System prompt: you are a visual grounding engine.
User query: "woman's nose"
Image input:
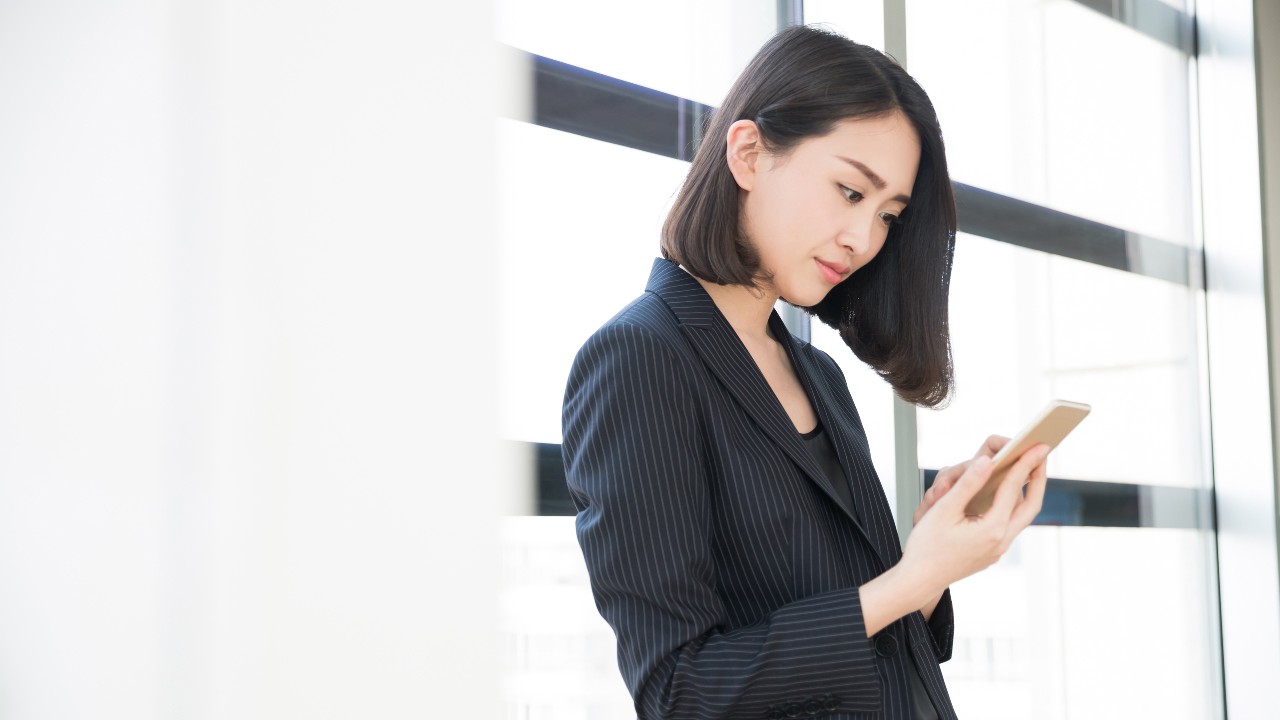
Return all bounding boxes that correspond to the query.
[839,211,876,256]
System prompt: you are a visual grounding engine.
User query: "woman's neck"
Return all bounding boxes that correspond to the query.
[683,268,780,345]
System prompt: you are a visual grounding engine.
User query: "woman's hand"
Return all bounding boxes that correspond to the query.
[912,434,1010,527]
[860,438,1049,636]
[903,440,1050,595]
[908,435,1012,619]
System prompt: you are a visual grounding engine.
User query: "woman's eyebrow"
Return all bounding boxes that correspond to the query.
[836,156,911,204]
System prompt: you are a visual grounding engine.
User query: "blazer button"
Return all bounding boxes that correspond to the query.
[784,702,804,718]
[803,698,822,715]
[874,632,899,658]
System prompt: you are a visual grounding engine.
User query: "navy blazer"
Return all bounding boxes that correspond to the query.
[562,257,957,720]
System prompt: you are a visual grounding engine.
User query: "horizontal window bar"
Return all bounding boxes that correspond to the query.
[531,54,711,161]
[1069,0,1195,54]
[514,49,1194,287]
[923,469,1210,530]
[955,183,1191,285]
[535,442,579,517]
[533,442,1206,529]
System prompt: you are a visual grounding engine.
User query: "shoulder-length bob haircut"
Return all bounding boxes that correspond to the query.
[661,25,956,407]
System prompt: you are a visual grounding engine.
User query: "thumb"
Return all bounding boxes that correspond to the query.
[936,455,993,513]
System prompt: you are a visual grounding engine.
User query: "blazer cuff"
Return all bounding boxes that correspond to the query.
[926,587,955,663]
[754,585,883,719]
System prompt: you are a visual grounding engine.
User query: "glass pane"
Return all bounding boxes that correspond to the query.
[906,0,1194,245]
[803,0,885,51]
[501,517,634,719]
[916,233,1205,489]
[497,0,777,107]
[496,118,688,444]
[944,526,1220,719]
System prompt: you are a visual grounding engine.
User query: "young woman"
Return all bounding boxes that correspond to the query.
[561,25,1049,720]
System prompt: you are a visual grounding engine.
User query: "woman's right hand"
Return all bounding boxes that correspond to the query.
[899,442,1050,596]
[912,434,1010,528]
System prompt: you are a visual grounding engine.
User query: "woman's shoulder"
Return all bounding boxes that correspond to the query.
[607,289,679,328]
[573,289,691,363]
[568,289,713,387]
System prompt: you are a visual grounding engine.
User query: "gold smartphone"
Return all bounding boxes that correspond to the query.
[964,399,1092,516]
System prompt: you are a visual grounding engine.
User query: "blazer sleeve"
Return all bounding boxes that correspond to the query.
[562,323,883,720]
[926,588,955,663]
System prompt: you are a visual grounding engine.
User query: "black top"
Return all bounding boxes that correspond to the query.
[801,422,940,720]
[800,420,855,513]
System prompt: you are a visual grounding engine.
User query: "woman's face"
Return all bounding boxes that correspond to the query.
[733,112,921,307]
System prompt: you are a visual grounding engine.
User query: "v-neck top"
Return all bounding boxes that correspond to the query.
[799,420,854,514]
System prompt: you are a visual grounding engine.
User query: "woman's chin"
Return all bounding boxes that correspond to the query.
[780,287,832,309]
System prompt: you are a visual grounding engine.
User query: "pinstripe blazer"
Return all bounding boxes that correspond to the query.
[562,257,957,720]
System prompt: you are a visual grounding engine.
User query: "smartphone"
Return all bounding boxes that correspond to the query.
[964,399,1092,516]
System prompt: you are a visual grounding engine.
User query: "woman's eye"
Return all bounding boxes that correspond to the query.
[842,185,900,227]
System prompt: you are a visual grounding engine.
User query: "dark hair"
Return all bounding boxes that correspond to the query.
[661,25,956,407]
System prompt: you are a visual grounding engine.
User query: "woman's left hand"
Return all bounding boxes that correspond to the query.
[912,434,1010,527]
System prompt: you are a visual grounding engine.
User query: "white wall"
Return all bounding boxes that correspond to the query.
[0,1,505,717]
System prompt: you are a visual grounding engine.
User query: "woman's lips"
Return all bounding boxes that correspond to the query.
[815,258,849,284]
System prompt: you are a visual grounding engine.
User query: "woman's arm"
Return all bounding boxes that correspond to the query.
[563,323,884,720]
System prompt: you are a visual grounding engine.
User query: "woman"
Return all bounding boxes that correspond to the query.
[561,25,1048,720]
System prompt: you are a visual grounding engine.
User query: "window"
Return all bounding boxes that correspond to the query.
[496,1,1251,716]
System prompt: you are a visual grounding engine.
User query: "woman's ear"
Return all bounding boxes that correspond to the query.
[725,119,763,191]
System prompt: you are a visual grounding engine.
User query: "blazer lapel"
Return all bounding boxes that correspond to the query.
[777,316,900,572]
[645,259,876,543]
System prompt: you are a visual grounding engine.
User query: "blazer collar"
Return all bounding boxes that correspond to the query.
[645,257,893,567]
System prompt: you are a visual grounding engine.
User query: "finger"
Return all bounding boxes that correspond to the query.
[921,484,942,507]
[921,470,952,512]
[988,444,1050,522]
[930,476,951,499]
[976,434,1011,460]
[922,480,945,510]
[936,455,994,513]
[915,481,944,525]
[936,466,957,491]
[933,467,951,491]
[936,460,970,489]
[919,478,943,508]
[1009,452,1050,531]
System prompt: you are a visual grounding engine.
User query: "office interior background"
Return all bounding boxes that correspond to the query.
[2,0,1280,718]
